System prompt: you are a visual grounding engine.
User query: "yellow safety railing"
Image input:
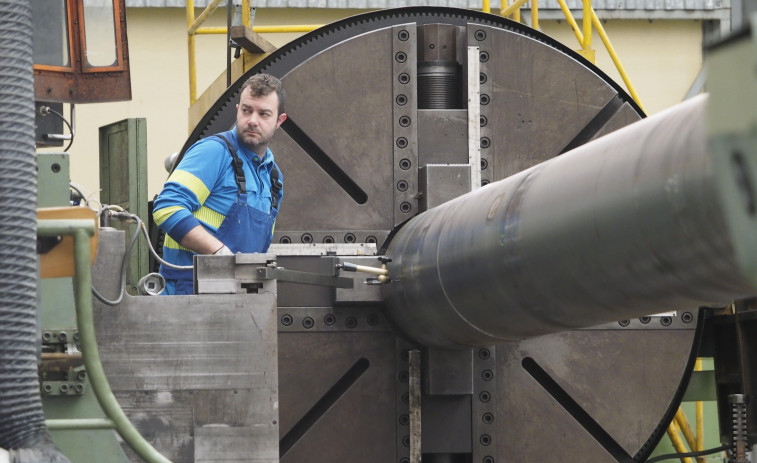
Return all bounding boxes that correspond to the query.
[501,0,645,113]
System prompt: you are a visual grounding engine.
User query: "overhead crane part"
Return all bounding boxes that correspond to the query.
[383,94,757,348]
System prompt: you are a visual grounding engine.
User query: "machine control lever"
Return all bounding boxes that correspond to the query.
[337,257,391,283]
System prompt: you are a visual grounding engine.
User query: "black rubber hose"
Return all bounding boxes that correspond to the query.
[0,1,70,461]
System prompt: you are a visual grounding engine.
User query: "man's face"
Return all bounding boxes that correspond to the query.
[235,88,287,155]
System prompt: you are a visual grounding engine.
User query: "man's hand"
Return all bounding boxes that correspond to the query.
[179,225,225,254]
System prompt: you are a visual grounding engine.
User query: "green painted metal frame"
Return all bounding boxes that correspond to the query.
[38,218,171,463]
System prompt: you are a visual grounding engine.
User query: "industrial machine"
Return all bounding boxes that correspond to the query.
[2,0,757,462]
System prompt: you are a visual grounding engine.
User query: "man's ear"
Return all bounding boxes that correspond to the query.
[277,113,287,128]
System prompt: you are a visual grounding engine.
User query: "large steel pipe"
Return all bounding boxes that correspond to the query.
[382,94,757,348]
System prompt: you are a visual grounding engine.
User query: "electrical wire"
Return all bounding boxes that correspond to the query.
[69,183,88,207]
[139,222,192,270]
[91,212,142,306]
[644,444,732,463]
[43,106,75,152]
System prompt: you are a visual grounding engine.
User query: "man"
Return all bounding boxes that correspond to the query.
[153,73,286,295]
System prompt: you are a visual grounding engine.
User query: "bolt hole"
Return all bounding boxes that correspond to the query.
[681,312,694,324]
[396,94,407,106]
[475,29,487,41]
[397,180,409,192]
[483,456,495,463]
[639,316,651,324]
[280,314,293,326]
[480,94,491,105]
[344,233,356,243]
[618,319,630,327]
[479,348,491,360]
[395,52,407,63]
[367,314,379,326]
[399,414,410,425]
[302,317,314,329]
[479,51,490,62]
[400,202,412,213]
[402,392,410,404]
[398,30,410,41]
[301,233,313,244]
[481,137,491,149]
[366,235,377,244]
[480,72,487,84]
[280,236,291,244]
[399,158,411,170]
[323,236,334,244]
[43,384,53,392]
[481,179,490,186]
[481,158,489,170]
[482,412,494,424]
[51,163,61,173]
[482,369,494,381]
[396,137,408,149]
[324,314,336,326]
[402,435,410,447]
[660,316,672,326]
[399,116,411,127]
[479,391,491,402]
[346,316,358,328]
[398,72,410,84]
[480,115,488,127]
[480,434,492,446]
[398,371,409,383]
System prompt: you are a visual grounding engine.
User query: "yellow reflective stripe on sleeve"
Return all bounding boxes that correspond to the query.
[193,206,225,230]
[168,170,211,204]
[153,206,184,226]
[163,234,191,252]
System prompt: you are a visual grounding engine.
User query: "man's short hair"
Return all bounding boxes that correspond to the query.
[240,73,285,115]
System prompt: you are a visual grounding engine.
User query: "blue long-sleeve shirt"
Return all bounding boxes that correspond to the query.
[153,129,282,267]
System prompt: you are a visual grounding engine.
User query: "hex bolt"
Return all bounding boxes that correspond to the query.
[43,384,53,393]
[324,314,336,326]
[366,236,377,244]
[480,94,491,105]
[479,348,491,360]
[399,116,411,127]
[75,384,84,393]
[396,137,408,149]
[301,233,313,244]
[480,434,492,446]
[681,312,694,324]
[59,384,69,393]
[660,316,672,326]
[482,412,495,424]
[344,233,356,243]
[474,29,486,41]
[280,314,293,326]
[399,158,412,170]
[302,317,315,329]
[398,73,410,84]
[639,316,651,324]
[618,319,630,327]
[395,52,407,63]
[42,332,52,342]
[58,332,67,342]
[482,369,494,381]
[481,137,491,149]
[479,391,491,402]
[280,236,292,244]
[323,236,334,244]
[479,51,490,62]
[346,316,358,328]
[397,30,410,41]
[76,370,86,381]
[396,94,408,106]
[400,202,412,213]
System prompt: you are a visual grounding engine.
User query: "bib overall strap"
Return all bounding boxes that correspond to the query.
[214,134,246,194]
[270,165,282,210]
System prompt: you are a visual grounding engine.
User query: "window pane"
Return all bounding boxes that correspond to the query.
[32,0,69,67]
[83,0,117,67]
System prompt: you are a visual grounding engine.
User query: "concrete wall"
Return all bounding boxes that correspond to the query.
[42,7,705,202]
